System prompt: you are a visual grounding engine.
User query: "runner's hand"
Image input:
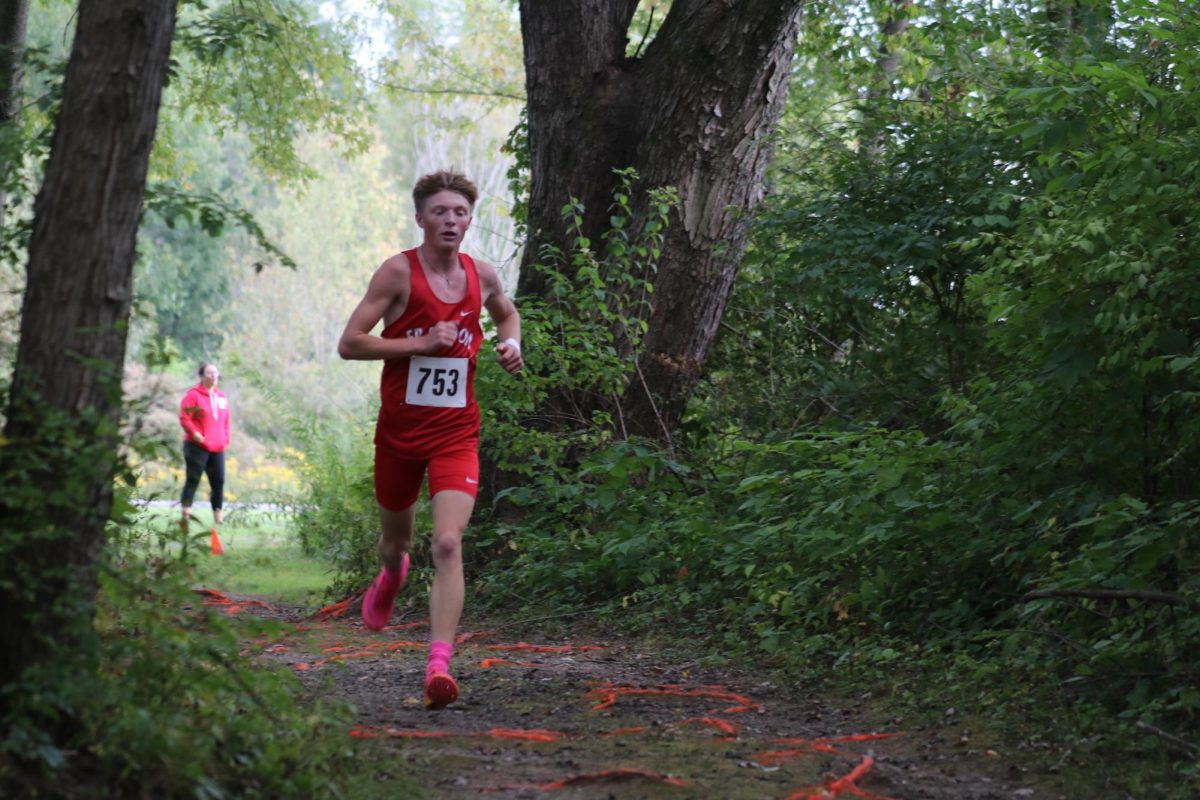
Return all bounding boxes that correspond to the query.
[495,339,523,374]
[193,432,205,443]
[424,321,459,353]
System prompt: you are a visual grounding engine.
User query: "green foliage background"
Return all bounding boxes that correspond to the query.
[445,0,1200,775]
[3,0,1199,796]
[276,8,1200,786]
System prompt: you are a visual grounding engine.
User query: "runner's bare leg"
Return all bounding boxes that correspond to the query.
[428,489,474,645]
[379,504,416,568]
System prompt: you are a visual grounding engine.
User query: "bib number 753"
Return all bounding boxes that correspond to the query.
[405,356,468,408]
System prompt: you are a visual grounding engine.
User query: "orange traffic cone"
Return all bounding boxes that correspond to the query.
[210,527,225,556]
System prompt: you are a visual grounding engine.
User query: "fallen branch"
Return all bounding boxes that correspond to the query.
[1135,721,1200,758]
[1016,588,1199,611]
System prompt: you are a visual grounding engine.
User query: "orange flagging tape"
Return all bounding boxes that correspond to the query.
[783,756,895,800]
[310,594,432,629]
[194,588,271,615]
[754,733,904,765]
[292,639,426,670]
[348,725,566,743]
[775,733,903,745]
[310,594,359,620]
[456,629,495,643]
[601,726,649,737]
[384,620,429,632]
[486,728,566,742]
[482,641,606,653]
[586,683,761,714]
[680,716,740,737]
[755,744,842,763]
[480,658,539,668]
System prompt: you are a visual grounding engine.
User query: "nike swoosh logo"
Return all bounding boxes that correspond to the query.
[459,310,473,317]
[465,477,478,484]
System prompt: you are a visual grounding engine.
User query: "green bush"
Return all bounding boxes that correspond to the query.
[0,505,359,798]
[474,425,1199,728]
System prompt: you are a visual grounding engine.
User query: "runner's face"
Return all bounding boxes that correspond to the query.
[202,366,219,388]
[417,190,473,248]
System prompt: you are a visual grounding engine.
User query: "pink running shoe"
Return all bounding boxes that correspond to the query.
[361,552,409,631]
[424,672,459,709]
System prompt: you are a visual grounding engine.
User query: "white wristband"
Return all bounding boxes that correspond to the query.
[502,337,521,354]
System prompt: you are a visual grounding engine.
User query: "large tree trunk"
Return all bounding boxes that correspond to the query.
[517,0,804,440]
[0,0,177,690]
[0,0,30,230]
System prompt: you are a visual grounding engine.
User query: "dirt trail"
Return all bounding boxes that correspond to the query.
[199,590,1073,800]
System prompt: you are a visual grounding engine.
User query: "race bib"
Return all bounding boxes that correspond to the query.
[216,397,228,410]
[405,357,468,408]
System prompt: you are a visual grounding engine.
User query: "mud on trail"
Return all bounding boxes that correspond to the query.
[199,590,1075,800]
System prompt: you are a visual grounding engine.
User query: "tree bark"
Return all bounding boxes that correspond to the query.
[0,0,178,690]
[0,0,30,230]
[0,0,28,116]
[517,0,805,439]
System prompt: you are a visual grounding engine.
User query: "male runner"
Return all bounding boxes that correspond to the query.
[337,169,523,708]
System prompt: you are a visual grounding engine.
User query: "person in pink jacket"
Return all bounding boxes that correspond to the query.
[179,362,231,528]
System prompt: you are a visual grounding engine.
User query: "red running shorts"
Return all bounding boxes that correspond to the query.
[374,440,479,511]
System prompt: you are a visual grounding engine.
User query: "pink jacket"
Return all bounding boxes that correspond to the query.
[179,383,231,453]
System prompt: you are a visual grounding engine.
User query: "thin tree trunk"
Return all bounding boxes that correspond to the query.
[517,0,804,439]
[0,0,28,117]
[0,0,178,690]
[0,0,30,230]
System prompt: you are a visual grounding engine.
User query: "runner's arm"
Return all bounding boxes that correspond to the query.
[338,258,454,360]
[179,389,204,442]
[479,261,522,374]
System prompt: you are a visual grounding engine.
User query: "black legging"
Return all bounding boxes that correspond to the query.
[181,441,225,511]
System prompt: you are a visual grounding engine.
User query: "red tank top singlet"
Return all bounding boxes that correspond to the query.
[375,249,484,457]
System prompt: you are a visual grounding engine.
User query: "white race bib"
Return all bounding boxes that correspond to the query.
[216,397,228,410]
[405,356,468,408]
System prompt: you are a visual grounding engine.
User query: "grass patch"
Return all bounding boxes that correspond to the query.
[131,504,336,608]
[196,545,334,607]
